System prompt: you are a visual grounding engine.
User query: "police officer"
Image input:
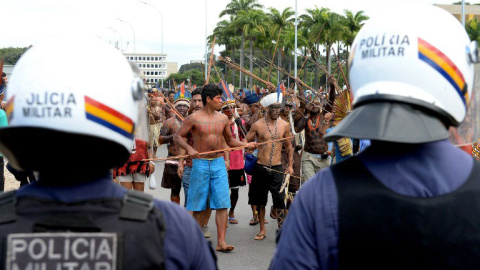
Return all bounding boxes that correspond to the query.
[0,37,216,269]
[271,4,480,269]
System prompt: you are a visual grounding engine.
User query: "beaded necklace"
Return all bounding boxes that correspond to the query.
[308,115,320,130]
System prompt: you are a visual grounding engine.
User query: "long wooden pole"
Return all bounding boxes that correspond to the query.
[144,136,293,162]
[206,36,216,84]
[153,92,184,121]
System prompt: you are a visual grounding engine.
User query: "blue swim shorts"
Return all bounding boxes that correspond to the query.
[187,157,231,211]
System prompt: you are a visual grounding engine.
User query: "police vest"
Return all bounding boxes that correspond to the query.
[0,190,165,270]
[332,156,480,269]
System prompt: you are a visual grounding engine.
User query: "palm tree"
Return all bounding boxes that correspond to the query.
[234,9,266,89]
[342,10,369,77]
[266,7,294,83]
[300,6,328,89]
[211,18,239,84]
[220,0,264,89]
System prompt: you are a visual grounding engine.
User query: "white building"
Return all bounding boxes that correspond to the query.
[123,53,168,87]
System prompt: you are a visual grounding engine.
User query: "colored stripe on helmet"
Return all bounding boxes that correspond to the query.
[85,96,134,139]
[418,38,468,106]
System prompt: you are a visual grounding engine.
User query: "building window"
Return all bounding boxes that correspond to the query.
[154,57,158,61]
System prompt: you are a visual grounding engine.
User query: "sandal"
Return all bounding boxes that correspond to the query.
[254,234,267,240]
[228,217,239,224]
[249,217,259,226]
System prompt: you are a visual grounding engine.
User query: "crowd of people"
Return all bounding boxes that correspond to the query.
[0,3,480,269]
[129,69,378,254]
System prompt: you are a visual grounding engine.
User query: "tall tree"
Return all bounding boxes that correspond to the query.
[234,9,266,89]
[342,10,369,78]
[300,6,328,89]
[211,18,239,85]
[266,7,295,83]
[220,0,264,89]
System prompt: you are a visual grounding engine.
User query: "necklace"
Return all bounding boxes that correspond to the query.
[264,116,278,166]
[308,115,320,130]
[174,116,183,128]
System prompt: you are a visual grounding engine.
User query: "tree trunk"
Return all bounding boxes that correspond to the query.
[314,44,319,90]
[249,39,253,90]
[303,47,307,84]
[327,44,331,91]
[240,33,245,89]
[278,50,282,84]
[231,45,236,87]
[288,55,292,89]
[269,29,282,83]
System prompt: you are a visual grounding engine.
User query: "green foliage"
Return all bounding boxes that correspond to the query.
[179,62,204,73]
[167,69,205,86]
[212,0,369,89]
[0,47,30,65]
[466,17,480,42]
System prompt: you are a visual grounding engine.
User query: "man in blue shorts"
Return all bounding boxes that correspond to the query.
[175,83,257,253]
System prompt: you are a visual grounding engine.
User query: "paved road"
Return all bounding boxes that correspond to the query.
[145,145,278,270]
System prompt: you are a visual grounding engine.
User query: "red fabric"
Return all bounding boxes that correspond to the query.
[229,118,245,170]
[113,139,151,178]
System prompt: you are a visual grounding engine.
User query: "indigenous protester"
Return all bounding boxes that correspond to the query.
[113,138,155,192]
[294,78,335,182]
[0,37,216,269]
[177,87,213,237]
[159,86,191,204]
[279,95,302,208]
[163,90,176,121]
[174,83,257,253]
[148,92,163,155]
[239,89,264,225]
[221,99,247,224]
[245,92,294,240]
[271,5,480,269]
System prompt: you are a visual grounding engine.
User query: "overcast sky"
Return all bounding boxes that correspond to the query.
[0,0,471,67]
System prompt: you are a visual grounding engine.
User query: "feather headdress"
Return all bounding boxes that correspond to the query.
[332,88,352,126]
[174,82,192,107]
[260,93,283,108]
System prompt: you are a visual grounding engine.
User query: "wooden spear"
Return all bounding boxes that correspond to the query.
[144,136,294,162]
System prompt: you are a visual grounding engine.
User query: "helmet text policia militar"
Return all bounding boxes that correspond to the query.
[0,37,147,172]
[325,4,480,143]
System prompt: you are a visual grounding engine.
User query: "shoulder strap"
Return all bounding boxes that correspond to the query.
[0,190,17,224]
[120,190,154,221]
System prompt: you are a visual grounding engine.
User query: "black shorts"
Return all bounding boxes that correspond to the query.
[229,169,246,188]
[161,164,182,190]
[248,164,286,209]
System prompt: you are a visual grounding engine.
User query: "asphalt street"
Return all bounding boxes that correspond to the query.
[145,144,278,270]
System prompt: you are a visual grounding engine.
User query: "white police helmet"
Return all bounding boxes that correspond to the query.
[326,4,479,143]
[0,36,148,172]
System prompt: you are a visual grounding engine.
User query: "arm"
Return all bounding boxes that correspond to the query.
[294,114,307,134]
[177,147,186,178]
[223,140,230,171]
[284,123,294,175]
[223,118,247,148]
[158,121,174,145]
[244,122,258,143]
[173,116,198,156]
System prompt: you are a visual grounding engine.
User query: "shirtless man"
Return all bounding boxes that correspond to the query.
[163,90,176,121]
[174,83,257,252]
[159,90,190,204]
[294,77,335,182]
[245,93,294,240]
[148,95,163,154]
